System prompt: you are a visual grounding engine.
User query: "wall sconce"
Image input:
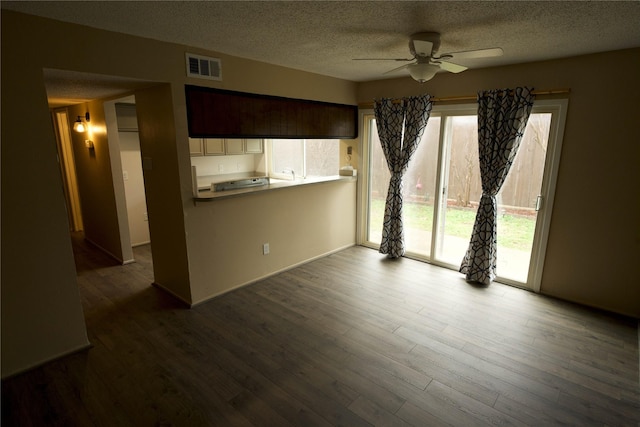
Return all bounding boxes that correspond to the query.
[73,112,90,133]
[84,140,94,150]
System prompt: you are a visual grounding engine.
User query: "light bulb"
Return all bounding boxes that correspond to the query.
[73,116,86,133]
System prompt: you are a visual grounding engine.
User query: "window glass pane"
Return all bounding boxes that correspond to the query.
[403,117,440,257]
[305,139,339,177]
[496,113,551,282]
[436,115,480,265]
[367,117,440,256]
[272,139,303,177]
[368,120,390,244]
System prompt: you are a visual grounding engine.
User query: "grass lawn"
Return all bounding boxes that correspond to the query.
[369,198,535,251]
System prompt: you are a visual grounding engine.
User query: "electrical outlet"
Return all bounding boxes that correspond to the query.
[347,146,353,155]
[218,164,224,172]
[143,212,148,221]
[123,171,129,181]
[262,243,270,255]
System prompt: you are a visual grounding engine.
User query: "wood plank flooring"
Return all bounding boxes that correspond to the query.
[3,234,639,426]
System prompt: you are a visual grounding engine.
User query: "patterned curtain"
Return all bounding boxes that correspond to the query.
[374,95,432,258]
[460,87,535,284]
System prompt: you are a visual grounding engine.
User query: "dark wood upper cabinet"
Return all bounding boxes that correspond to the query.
[185,85,357,139]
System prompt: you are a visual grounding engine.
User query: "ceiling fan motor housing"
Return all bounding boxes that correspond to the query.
[410,32,441,57]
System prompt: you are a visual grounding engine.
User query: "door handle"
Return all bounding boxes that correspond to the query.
[535,195,543,211]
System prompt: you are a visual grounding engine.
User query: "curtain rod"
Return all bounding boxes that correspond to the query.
[358,88,570,109]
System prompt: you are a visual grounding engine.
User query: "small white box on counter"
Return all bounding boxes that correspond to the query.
[339,167,357,177]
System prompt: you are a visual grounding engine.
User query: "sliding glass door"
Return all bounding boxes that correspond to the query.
[360,100,567,290]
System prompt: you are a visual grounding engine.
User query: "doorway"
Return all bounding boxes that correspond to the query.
[52,97,151,264]
[360,99,568,290]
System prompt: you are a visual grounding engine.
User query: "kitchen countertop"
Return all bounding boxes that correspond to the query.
[193,175,356,202]
[196,172,267,191]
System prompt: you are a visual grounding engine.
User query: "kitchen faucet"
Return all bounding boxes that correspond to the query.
[283,168,295,181]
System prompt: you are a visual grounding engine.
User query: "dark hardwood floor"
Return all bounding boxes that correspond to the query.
[3,234,639,426]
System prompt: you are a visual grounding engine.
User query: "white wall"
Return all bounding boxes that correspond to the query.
[118,131,150,246]
[190,152,261,177]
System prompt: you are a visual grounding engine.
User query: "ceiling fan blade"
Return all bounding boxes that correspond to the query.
[412,39,433,57]
[383,63,411,75]
[438,61,467,73]
[443,47,503,59]
[352,58,414,61]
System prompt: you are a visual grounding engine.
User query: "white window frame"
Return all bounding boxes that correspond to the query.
[526,99,568,292]
[267,138,305,180]
[267,138,340,180]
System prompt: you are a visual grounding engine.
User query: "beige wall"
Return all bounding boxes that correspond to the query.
[1,14,91,377]
[187,180,357,304]
[69,101,132,262]
[1,11,358,376]
[135,84,193,302]
[358,48,640,317]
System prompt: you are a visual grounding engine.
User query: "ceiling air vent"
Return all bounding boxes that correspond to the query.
[186,53,222,81]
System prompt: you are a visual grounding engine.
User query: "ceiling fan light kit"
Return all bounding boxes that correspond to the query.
[407,63,440,83]
[355,31,503,83]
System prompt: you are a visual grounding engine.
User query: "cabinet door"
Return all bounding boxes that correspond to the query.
[225,139,244,155]
[188,138,204,156]
[244,139,263,154]
[204,138,225,155]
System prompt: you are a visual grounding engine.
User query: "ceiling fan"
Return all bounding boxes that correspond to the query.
[354,32,503,83]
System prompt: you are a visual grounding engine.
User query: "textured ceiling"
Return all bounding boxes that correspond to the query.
[42,69,156,108]
[4,1,640,104]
